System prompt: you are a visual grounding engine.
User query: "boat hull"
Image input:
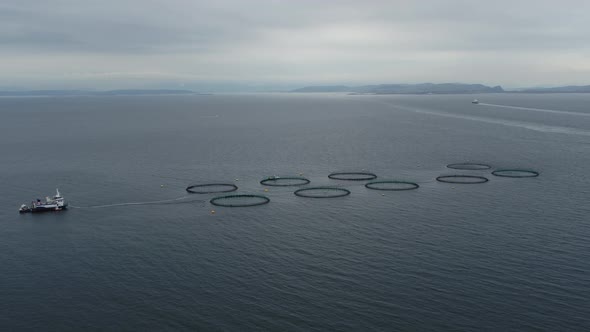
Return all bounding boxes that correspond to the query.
[19,205,68,213]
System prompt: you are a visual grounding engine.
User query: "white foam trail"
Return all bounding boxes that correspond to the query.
[70,195,200,209]
[389,104,590,137]
[478,103,590,117]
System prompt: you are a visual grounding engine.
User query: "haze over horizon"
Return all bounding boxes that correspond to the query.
[2,0,589,91]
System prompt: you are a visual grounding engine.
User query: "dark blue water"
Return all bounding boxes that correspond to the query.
[1,93,589,331]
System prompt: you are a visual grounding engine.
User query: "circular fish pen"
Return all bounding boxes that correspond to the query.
[365,180,419,191]
[446,163,491,170]
[436,175,489,184]
[186,183,238,194]
[260,176,310,187]
[492,169,539,178]
[209,194,270,207]
[294,187,351,198]
[328,172,377,181]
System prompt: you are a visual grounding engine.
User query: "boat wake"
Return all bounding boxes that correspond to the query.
[378,102,590,137]
[412,108,590,136]
[478,103,590,117]
[70,195,204,209]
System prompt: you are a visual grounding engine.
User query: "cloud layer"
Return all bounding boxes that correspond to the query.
[1,0,589,89]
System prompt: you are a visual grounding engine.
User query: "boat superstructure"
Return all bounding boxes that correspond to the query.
[19,189,68,213]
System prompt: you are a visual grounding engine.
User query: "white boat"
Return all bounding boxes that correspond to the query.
[472,99,479,104]
[19,189,68,213]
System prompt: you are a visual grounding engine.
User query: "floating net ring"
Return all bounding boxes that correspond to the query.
[492,169,539,178]
[447,163,491,170]
[365,180,419,191]
[186,183,238,194]
[294,187,351,198]
[260,176,310,187]
[210,194,270,207]
[328,172,377,181]
[436,175,489,184]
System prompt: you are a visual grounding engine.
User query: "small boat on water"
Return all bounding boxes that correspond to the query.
[19,189,68,213]
[472,99,479,104]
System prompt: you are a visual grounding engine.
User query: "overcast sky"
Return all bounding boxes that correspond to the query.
[1,0,589,90]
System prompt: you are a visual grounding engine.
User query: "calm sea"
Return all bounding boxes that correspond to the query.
[1,93,589,331]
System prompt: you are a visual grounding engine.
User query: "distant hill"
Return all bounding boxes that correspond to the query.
[0,89,196,97]
[291,85,352,93]
[517,85,590,93]
[0,90,87,96]
[99,89,197,95]
[291,83,504,94]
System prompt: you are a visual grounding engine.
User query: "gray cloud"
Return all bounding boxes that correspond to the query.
[1,0,589,89]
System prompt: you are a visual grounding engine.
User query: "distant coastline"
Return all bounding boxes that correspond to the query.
[2,84,590,96]
[290,83,590,94]
[292,83,503,94]
[0,89,208,97]
[511,85,590,93]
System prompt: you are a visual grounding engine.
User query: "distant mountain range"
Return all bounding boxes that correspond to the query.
[292,83,504,94]
[0,89,198,97]
[291,83,590,94]
[2,84,590,96]
[515,85,590,93]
